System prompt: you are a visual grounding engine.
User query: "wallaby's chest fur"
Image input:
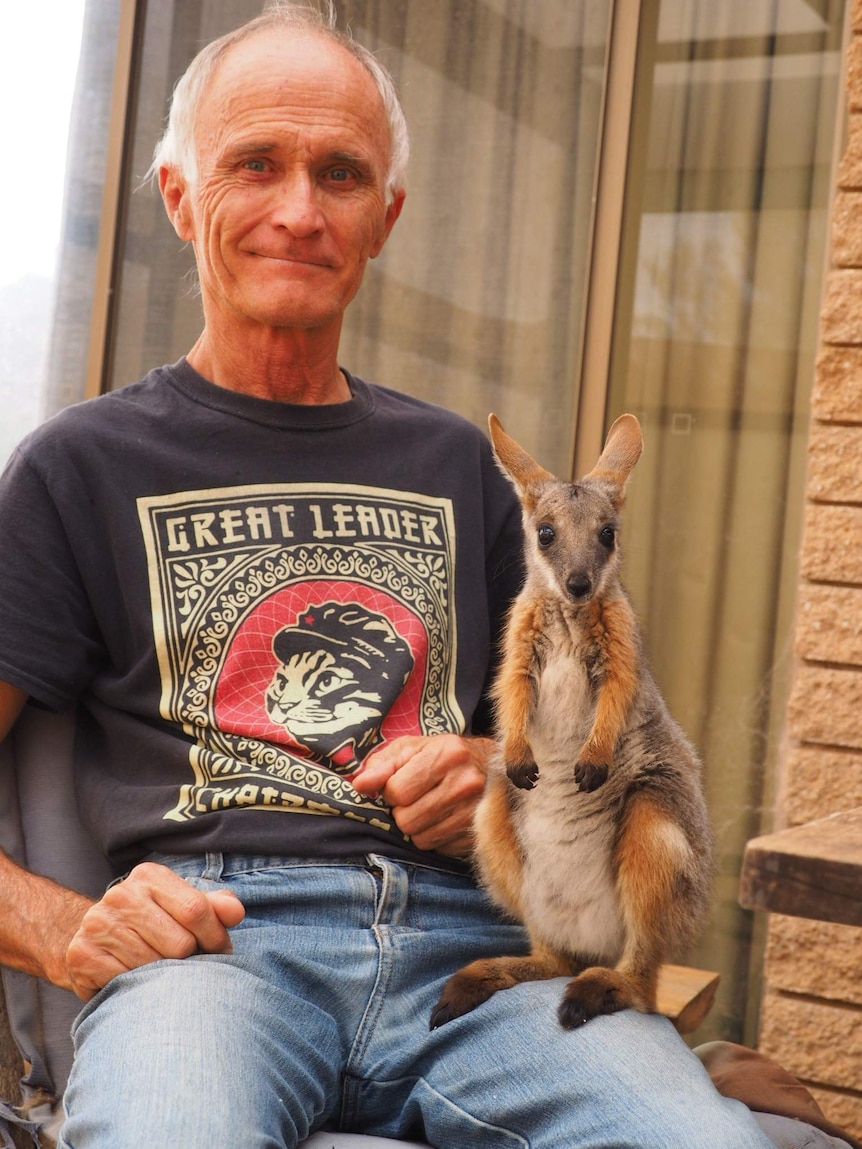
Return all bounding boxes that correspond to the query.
[508,600,627,962]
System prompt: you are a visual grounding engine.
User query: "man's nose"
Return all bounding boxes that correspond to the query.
[271,171,325,236]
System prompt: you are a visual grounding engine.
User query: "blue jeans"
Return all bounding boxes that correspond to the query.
[59,853,775,1149]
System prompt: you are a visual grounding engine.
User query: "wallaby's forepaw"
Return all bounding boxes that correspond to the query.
[430,972,495,1030]
[507,761,539,789]
[558,968,633,1029]
[574,759,608,792]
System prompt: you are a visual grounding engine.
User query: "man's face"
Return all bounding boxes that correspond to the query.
[163,31,404,334]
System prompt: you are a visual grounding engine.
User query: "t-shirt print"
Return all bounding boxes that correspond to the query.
[137,483,462,837]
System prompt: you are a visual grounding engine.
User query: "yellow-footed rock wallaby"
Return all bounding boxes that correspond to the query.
[431,413,714,1031]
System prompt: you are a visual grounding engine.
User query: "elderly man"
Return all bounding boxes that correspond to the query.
[0,5,776,1147]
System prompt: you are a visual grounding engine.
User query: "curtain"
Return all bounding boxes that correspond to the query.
[607,0,846,1042]
[336,0,610,474]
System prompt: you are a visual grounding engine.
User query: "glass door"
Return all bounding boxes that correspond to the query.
[606,0,846,1041]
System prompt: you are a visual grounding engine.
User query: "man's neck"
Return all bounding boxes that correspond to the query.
[186,323,351,406]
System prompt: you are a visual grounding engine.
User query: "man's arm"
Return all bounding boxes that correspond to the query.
[0,680,245,1000]
[0,679,94,988]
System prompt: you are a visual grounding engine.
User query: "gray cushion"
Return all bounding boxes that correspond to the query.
[0,706,110,1101]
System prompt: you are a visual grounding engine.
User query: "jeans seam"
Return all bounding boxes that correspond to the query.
[370,1074,532,1147]
[341,919,392,1130]
[416,1076,530,1147]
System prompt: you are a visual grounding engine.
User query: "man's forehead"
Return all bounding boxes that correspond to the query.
[206,29,382,119]
[198,29,389,159]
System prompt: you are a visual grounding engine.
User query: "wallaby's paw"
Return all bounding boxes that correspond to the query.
[558,968,632,1029]
[430,972,496,1030]
[574,759,608,792]
[507,761,539,789]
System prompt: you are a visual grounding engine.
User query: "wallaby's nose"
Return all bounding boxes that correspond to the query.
[567,572,592,599]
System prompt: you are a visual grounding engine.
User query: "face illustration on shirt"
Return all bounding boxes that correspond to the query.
[265,601,414,774]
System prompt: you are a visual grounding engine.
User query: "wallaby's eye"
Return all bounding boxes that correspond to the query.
[599,525,616,549]
[537,523,556,548]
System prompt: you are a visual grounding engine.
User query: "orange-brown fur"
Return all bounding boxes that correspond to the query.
[578,595,640,769]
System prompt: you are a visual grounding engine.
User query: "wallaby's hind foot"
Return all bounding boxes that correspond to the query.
[558,966,655,1029]
[430,960,503,1030]
[430,951,573,1030]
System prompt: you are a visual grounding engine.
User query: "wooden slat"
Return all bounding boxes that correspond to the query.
[739,808,862,927]
[657,963,720,1035]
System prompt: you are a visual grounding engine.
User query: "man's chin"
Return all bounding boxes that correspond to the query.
[238,295,345,332]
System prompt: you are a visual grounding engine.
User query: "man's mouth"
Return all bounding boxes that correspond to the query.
[250,251,333,269]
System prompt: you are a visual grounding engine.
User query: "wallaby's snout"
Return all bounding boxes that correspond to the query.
[566,570,592,600]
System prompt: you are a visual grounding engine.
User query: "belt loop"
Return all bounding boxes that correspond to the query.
[203,852,225,880]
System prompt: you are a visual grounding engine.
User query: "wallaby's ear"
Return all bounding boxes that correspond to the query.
[488,414,555,507]
[584,414,643,503]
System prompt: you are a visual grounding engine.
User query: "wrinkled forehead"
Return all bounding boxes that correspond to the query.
[195,28,391,163]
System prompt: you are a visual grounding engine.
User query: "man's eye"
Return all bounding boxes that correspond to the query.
[243,158,268,173]
[327,167,354,183]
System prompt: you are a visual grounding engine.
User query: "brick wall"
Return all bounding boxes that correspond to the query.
[757,3,862,1135]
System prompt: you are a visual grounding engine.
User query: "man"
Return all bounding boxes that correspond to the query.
[0,5,776,1146]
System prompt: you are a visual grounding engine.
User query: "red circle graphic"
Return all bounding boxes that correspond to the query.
[213,580,427,753]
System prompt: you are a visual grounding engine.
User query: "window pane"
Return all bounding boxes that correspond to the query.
[607,0,845,1042]
[109,0,611,476]
[0,0,94,464]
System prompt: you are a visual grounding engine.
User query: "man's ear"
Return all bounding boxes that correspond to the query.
[159,164,195,242]
[370,188,406,258]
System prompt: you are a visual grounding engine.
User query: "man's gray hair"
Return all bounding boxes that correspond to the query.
[151,0,409,202]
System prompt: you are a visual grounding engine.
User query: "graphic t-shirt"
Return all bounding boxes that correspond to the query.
[0,361,522,871]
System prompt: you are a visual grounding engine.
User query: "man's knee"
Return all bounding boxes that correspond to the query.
[63,957,340,1147]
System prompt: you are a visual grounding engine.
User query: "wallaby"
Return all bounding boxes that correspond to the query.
[430,413,713,1031]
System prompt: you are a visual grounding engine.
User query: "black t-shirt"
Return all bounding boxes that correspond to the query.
[0,360,522,871]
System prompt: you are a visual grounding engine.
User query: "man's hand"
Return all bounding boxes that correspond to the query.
[64,862,245,1001]
[351,734,493,858]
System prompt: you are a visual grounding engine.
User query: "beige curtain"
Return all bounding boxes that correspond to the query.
[607,0,845,1042]
[337,1,610,474]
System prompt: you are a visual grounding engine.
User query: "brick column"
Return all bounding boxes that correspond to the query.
[756,4,862,1137]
